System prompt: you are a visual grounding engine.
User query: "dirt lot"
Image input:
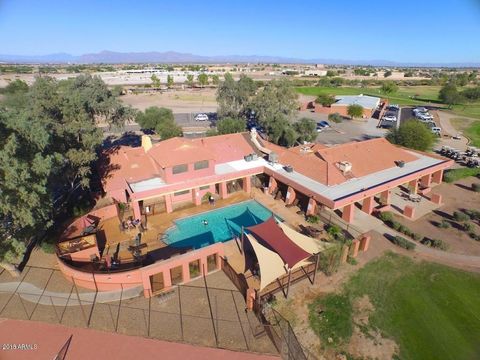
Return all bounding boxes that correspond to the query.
[121,88,218,113]
[395,176,480,256]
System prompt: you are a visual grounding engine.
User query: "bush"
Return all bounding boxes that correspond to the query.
[443,168,480,183]
[413,233,423,241]
[40,241,56,254]
[463,222,475,232]
[464,209,480,221]
[307,215,320,224]
[391,236,416,250]
[438,220,451,229]
[453,211,470,222]
[472,183,480,192]
[378,211,394,223]
[421,238,448,251]
[468,231,479,241]
[328,112,343,123]
[347,257,358,266]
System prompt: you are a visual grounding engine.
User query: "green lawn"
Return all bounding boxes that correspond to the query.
[308,252,480,360]
[296,86,480,119]
[450,117,480,147]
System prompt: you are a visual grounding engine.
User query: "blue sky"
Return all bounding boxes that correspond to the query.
[0,0,479,63]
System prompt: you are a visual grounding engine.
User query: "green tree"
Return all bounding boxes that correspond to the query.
[250,79,298,143]
[151,74,161,88]
[186,74,194,88]
[314,94,336,107]
[439,83,463,108]
[167,75,174,89]
[210,74,220,86]
[294,118,317,143]
[386,120,436,151]
[347,104,364,119]
[0,75,133,265]
[216,117,246,134]
[198,73,209,87]
[216,74,256,118]
[381,81,399,94]
[136,106,181,139]
[328,112,343,123]
[2,79,29,94]
[384,70,393,78]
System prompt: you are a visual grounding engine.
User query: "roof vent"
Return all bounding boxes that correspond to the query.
[268,152,278,163]
[395,160,405,168]
[337,161,352,173]
[300,145,313,154]
[141,135,152,152]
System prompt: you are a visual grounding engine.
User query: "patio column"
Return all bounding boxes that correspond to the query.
[192,188,202,206]
[380,190,391,205]
[408,179,419,194]
[420,173,432,188]
[243,176,251,193]
[182,263,190,283]
[285,186,296,205]
[306,198,317,216]
[432,169,443,184]
[404,205,415,219]
[342,203,355,223]
[361,196,375,215]
[219,181,228,199]
[165,194,173,213]
[163,269,172,289]
[268,177,278,194]
[132,201,141,219]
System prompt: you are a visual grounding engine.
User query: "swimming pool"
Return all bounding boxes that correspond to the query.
[164,200,279,249]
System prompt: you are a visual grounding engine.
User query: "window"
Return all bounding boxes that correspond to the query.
[199,185,210,191]
[207,254,218,272]
[189,259,201,278]
[194,160,209,170]
[174,190,190,197]
[170,266,183,285]
[172,164,188,174]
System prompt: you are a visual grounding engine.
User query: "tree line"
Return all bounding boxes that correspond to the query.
[0,76,135,266]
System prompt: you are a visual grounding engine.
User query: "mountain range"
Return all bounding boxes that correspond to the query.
[0,50,478,68]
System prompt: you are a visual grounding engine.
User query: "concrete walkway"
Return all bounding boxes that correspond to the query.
[0,281,143,306]
[330,207,480,272]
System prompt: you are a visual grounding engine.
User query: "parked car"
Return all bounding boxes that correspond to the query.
[194,113,209,121]
[416,113,434,121]
[388,104,399,110]
[413,107,428,113]
[431,127,442,135]
[382,115,397,122]
[318,120,330,128]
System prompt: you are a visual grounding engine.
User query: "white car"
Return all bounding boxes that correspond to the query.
[382,115,397,122]
[194,113,209,121]
[413,107,428,113]
[416,113,433,121]
[431,127,441,135]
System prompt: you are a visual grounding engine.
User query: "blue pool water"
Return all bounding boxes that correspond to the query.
[164,200,279,249]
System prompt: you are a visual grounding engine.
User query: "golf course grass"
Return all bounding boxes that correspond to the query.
[309,252,480,359]
[296,86,480,119]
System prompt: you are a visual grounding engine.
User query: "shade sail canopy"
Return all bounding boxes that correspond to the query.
[277,222,329,254]
[247,217,311,268]
[245,234,288,291]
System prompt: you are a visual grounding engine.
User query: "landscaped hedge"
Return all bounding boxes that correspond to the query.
[391,236,416,250]
[378,212,422,241]
[421,238,448,251]
[443,168,480,183]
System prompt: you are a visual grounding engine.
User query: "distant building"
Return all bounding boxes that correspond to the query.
[304,69,327,76]
[331,94,381,117]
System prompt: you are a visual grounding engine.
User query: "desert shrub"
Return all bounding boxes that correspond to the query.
[391,236,416,250]
[421,238,448,251]
[378,211,394,222]
[413,233,423,241]
[392,221,402,231]
[463,222,475,232]
[453,211,469,222]
[40,241,56,254]
[438,220,451,229]
[464,209,480,221]
[328,112,343,123]
[307,215,320,224]
[472,183,480,192]
[347,257,358,266]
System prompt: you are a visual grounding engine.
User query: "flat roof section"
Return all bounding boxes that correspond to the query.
[266,151,445,202]
[129,177,166,193]
[333,94,380,110]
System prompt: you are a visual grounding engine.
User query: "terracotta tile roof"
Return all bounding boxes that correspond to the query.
[190,133,257,163]
[147,137,215,167]
[316,138,419,179]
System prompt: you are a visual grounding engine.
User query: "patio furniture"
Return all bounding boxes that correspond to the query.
[408,194,421,203]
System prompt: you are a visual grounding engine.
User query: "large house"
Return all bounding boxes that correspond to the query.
[101,129,452,224]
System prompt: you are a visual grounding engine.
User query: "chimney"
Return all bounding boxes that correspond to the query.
[141,135,152,152]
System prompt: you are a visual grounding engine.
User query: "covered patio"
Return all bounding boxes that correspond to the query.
[225,216,330,299]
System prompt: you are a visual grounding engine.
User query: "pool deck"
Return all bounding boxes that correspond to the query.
[101,192,251,261]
